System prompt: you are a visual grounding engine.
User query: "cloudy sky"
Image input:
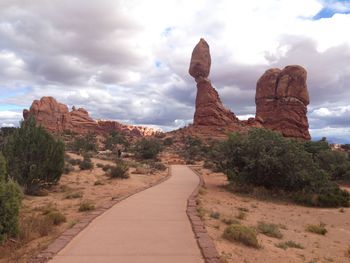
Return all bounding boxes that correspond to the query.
[0,0,349,142]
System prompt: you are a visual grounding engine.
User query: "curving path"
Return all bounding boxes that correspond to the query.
[49,165,204,263]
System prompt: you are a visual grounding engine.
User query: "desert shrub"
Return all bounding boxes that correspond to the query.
[223,224,259,248]
[276,240,304,250]
[69,132,97,153]
[45,211,66,225]
[67,158,81,166]
[0,155,22,244]
[3,117,65,195]
[79,155,94,170]
[182,136,207,162]
[221,217,241,225]
[212,128,350,207]
[63,163,75,174]
[108,161,129,179]
[133,138,162,160]
[19,214,53,240]
[104,131,128,151]
[306,223,327,235]
[257,221,283,239]
[65,191,83,199]
[150,162,167,171]
[94,180,104,186]
[163,137,173,146]
[210,211,220,219]
[315,150,350,181]
[96,163,105,168]
[78,200,95,212]
[102,164,112,172]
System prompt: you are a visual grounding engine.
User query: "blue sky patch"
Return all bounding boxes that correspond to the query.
[313,0,350,19]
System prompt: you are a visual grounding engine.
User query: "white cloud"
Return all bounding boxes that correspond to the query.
[0,0,349,142]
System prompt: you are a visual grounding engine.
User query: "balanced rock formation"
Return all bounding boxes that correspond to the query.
[189,38,238,126]
[255,65,310,140]
[23,96,159,137]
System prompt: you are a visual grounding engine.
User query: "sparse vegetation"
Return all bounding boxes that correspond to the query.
[223,224,259,248]
[69,132,98,153]
[133,138,162,159]
[221,217,240,225]
[257,221,283,239]
[108,161,129,179]
[78,200,95,212]
[306,223,327,235]
[64,163,75,174]
[197,207,206,219]
[65,191,83,199]
[79,155,94,170]
[275,240,304,250]
[104,131,128,151]
[162,137,173,146]
[210,211,220,219]
[45,211,66,225]
[235,211,247,220]
[3,117,65,195]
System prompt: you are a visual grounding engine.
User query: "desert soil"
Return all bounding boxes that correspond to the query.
[195,167,350,263]
[0,153,168,263]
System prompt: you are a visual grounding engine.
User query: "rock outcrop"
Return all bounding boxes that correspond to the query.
[189,38,238,127]
[23,97,159,137]
[255,65,311,140]
[187,38,310,140]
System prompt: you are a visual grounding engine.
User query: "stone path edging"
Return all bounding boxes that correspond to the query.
[187,166,221,263]
[28,168,172,263]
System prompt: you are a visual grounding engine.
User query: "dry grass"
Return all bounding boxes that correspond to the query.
[306,223,327,235]
[275,240,304,250]
[223,224,259,248]
[257,221,283,239]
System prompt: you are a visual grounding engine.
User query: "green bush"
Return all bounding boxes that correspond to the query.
[182,136,207,162]
[133,138,162,159]
[163,137,173,146]
[212,128,350,207]
[69,132,98,153]
[0,179,22,244]
[104,131,128,151]
[223,224,259,248]
[3,117,65,194]
[108,161,129,179]
[79,155,94,170]
[0,153,6,182]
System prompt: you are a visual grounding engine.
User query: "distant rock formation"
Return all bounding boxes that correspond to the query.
[255,65,311,140]
[189,38,239,126]
[187,38,310,140]
[23,96,160,137]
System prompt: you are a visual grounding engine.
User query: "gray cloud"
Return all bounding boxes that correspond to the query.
[0,1,350,141]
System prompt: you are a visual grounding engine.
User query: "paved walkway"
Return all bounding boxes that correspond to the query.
[49,165,204,263]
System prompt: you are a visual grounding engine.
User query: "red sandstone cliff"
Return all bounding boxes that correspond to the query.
[23,97,160,137]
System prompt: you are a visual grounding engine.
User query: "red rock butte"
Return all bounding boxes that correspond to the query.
[23,96,160,137]
[187,38,310,140]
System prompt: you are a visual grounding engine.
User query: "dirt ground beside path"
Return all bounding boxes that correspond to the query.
[194,167,350,263]
[0,153,168,263]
